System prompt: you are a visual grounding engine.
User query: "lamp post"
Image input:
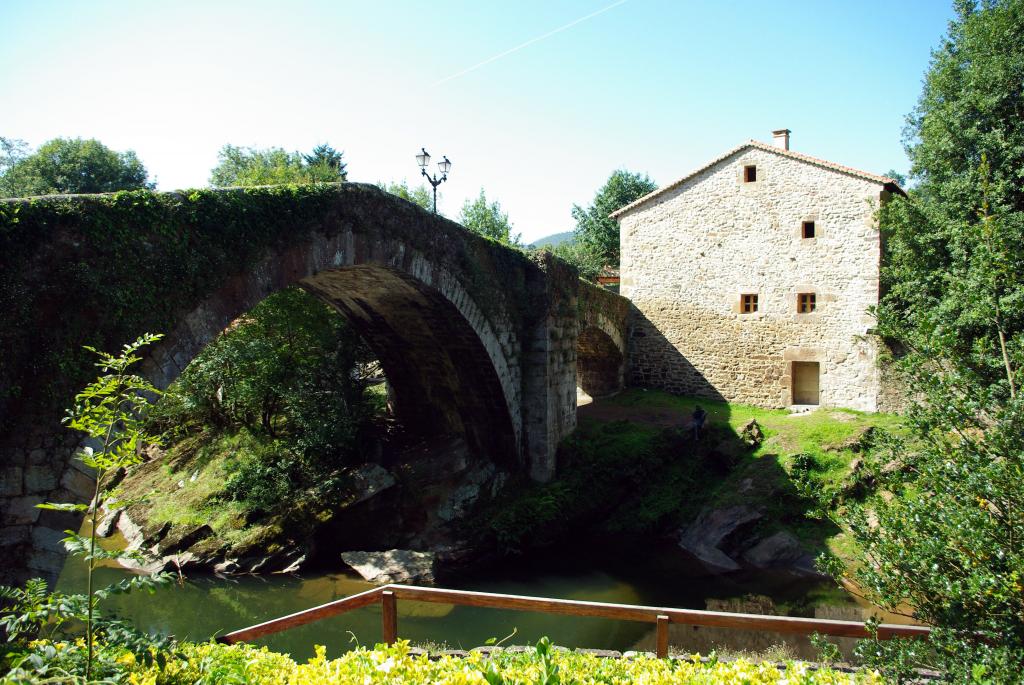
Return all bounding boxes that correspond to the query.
[415,147,451,214]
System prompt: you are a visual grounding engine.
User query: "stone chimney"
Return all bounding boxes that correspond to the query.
[772,129,791,150]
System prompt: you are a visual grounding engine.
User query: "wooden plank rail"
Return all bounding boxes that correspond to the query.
[218,583,930,653]
[219,586,384,643]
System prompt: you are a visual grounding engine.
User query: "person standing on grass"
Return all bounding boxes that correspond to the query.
[691,406,707,440]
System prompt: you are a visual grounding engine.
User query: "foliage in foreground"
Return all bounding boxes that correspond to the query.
[810,1,1024,681]
[0,336,174,681]
[2,638,883,685]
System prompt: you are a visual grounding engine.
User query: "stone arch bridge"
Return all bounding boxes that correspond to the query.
[0,183,628,584]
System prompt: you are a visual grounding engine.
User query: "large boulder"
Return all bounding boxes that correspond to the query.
[344,464,397,506]
[95,508,122,538]
[341,549,435,584]
[741,531,806,568]
[438,462,498,522]
[678,505,762,573]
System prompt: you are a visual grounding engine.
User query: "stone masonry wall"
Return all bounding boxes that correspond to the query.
[0,186,632,586]
[576,281,628,397]
[620,147,886,411]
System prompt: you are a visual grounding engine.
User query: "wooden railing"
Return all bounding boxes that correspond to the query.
[218,584,930,658]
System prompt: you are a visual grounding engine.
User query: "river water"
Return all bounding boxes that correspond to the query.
[55,538,916,661]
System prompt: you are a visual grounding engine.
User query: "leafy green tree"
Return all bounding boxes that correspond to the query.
[381,180,435,212]
[551,238,604,280]
[568,170,656,279]
[809,2,1024,679]
[907,0,1024,221]
[459,188,520,246]
[303,143,348,181]
[209,144,346,187]
[200,143,375,514]
[0,137,152,198]
[152,288,374,475]
[881,0,1024,391]
[0,137,29,175]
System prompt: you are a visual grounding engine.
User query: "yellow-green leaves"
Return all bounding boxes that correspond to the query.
[122,639,884,685]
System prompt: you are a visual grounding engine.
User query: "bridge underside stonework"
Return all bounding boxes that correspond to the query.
[0,183,627,585]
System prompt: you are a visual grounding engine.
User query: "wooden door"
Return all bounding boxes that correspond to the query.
[792,362,820,405]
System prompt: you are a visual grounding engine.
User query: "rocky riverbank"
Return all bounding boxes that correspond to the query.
[107,435,509,581]
[107,390,897,585]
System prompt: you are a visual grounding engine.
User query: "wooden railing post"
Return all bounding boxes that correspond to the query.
[656,614,669,658]
[382,590,398,645]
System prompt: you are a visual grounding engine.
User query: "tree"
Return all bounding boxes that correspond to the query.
[812,190,1024,680]
[809,2,1024,680]
[568,170,656,279]
[209,144,346,187]
[381,180,435,212]
[152,288,375,478]
[907,0,1024,222]
[303,144,348,181]
[551,238,604,280]
[0,138,152,198]
[459,188,521,246]
[0,137,29,176]
[201,143,374,506]
[881,0,1024,391]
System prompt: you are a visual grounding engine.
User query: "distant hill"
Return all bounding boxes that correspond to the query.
[530,231,575,249]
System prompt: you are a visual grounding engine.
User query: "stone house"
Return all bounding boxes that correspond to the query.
[613,130,902,411]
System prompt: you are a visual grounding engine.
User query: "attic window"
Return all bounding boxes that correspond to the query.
[798,293,817,314]
[743,165,757,183]
[802,221,816,239]
[741,294,759,313]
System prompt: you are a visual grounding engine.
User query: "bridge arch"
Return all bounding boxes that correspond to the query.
[576,312,626,398]
[0,183,630,585]
[148,235,522,466]
[575,282,630,399]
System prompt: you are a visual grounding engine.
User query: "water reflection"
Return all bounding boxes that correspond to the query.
[56,542,915,662]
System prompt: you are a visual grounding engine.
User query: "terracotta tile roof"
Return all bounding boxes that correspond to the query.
[610,140,904,220]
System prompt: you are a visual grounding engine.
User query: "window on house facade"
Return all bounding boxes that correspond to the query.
[802,221,816,238]
[743,165,757,183]
[797,293,816,313]
[741,294,758,313]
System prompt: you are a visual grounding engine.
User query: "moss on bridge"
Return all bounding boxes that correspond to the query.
[0,183,548,435]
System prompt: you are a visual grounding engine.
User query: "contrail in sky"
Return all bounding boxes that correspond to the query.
[432,0,631,87]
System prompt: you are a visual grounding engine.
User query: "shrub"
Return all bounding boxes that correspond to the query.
[223,452,297,515]
[122,639,882,685]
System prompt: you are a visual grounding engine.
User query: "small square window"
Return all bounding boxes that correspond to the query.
[797,293,816,313]
[743,165,757,183]
[741,294,759,313]
[802,221,816,239]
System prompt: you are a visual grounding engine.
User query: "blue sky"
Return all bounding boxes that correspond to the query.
[1,1,953,242]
